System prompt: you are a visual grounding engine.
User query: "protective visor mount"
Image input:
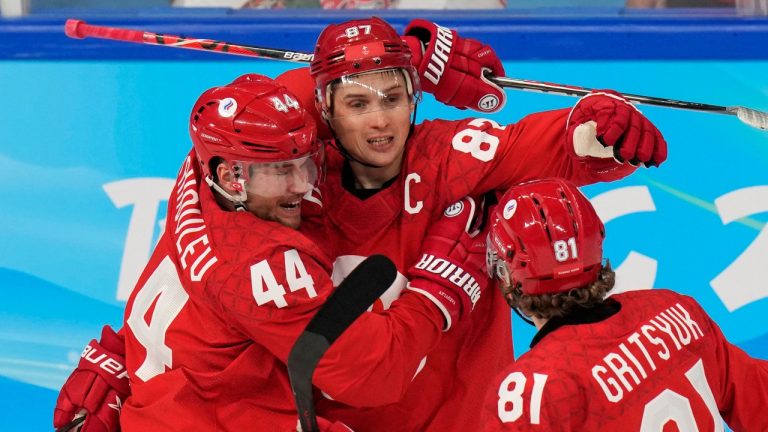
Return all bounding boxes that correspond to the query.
[322,68,419,120]
[228,148,324,200]
[485,232,511,285]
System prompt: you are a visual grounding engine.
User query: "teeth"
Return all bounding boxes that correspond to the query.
[369,137,390,145]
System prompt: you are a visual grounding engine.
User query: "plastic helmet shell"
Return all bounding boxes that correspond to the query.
[310,16,421,113]
[190,73,319,179]
[489,178,605,296]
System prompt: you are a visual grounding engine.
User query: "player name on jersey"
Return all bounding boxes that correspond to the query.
[172,156,218,282]
[592,302,705,403]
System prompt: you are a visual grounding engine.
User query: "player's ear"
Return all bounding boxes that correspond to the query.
[216,162,236,191]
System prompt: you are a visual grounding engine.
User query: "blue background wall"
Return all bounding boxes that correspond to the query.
[1,9,766,430]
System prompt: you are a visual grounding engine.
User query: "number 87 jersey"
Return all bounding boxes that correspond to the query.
[481,289,768,432]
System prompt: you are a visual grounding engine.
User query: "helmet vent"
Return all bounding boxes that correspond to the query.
[531,195,553,242]
[557,188,579,235]
[241,141,279,153]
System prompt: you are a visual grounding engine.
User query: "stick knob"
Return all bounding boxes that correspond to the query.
[64,19,86,39]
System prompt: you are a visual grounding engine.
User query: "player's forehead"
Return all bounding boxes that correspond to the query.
[333,69,406,97]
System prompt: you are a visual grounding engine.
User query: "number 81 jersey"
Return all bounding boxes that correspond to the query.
[481,290,768,432]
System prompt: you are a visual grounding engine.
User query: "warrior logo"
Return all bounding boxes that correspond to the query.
[422,25,453,86]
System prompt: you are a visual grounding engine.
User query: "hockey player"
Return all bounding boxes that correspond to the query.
[268,16,667,431]
[55,16,669,432]
[55,73,490,432]
[483,178,768,431]
[54,17,511,432]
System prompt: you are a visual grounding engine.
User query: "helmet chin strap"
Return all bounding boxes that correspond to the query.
[324,114,384,169]
[513,307,536,327]
[205,176,249,212]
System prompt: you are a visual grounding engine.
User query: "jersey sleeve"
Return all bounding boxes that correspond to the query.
[434,109,636,201]
[313,291,445,406]
[209,245,445,408]
[694,301,768,431]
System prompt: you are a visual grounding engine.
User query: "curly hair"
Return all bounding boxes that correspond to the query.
[501,261,616,320]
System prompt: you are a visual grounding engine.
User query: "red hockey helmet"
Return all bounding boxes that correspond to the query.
[486,178,605,296]
[190,73,321,181]
[309,16,421,114]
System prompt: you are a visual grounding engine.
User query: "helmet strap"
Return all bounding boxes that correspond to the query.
[206,175,249,212]
[324,117,385,169]
[513,307,536,327]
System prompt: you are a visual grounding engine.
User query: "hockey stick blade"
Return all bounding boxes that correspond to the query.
[56,414,86,432]
[728,106,768,130]
[287,254,397,432]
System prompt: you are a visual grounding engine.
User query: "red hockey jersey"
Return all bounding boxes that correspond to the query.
[305,110,637,431]
[120,152,446,431]
[482,290,768,431]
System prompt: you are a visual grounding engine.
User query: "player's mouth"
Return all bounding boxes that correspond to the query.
[279,199,302,213]
[367,136,394,151]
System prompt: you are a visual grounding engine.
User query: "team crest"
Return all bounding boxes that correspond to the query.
[503,199,517,220]
[218,97,237,118]
[444,201,464,217]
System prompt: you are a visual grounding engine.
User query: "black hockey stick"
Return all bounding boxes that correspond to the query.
[287,255,397,432]
[65,19,768,131]
[56,414,85,432]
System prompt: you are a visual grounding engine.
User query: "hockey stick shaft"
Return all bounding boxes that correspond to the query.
[64,19,767,130]
[287,255,397,432]
[487,76,768,130]
[64,19,314,63]
[56,414,86,432]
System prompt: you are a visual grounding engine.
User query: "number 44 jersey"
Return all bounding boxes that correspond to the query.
[482,289,768,432]
[120,152,447,431]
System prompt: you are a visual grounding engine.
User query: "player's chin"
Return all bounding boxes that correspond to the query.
[276,202,302,229]
[362,145,404,168]
[277,213,302,229]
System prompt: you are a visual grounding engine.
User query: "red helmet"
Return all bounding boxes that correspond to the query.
[309,16,421,113]
[487,178,605,296]
[190,73,320,179]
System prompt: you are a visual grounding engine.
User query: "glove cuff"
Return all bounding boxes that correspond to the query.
[401,35,424,68]
[99,325,126,356]
[406,279,458,332]
[404,19,456,92]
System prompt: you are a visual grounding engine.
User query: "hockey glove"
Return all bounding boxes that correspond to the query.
[406,197,490,331]
[567,89,667,167]
[53,326,130,432]
[404,19,506,113]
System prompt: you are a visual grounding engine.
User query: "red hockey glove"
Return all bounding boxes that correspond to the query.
[566,89,667,167]
[53,326,130,432]
[404,19,506,113]
[406,197,490,331]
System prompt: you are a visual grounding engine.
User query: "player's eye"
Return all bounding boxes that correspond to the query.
[347,99,367,110]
